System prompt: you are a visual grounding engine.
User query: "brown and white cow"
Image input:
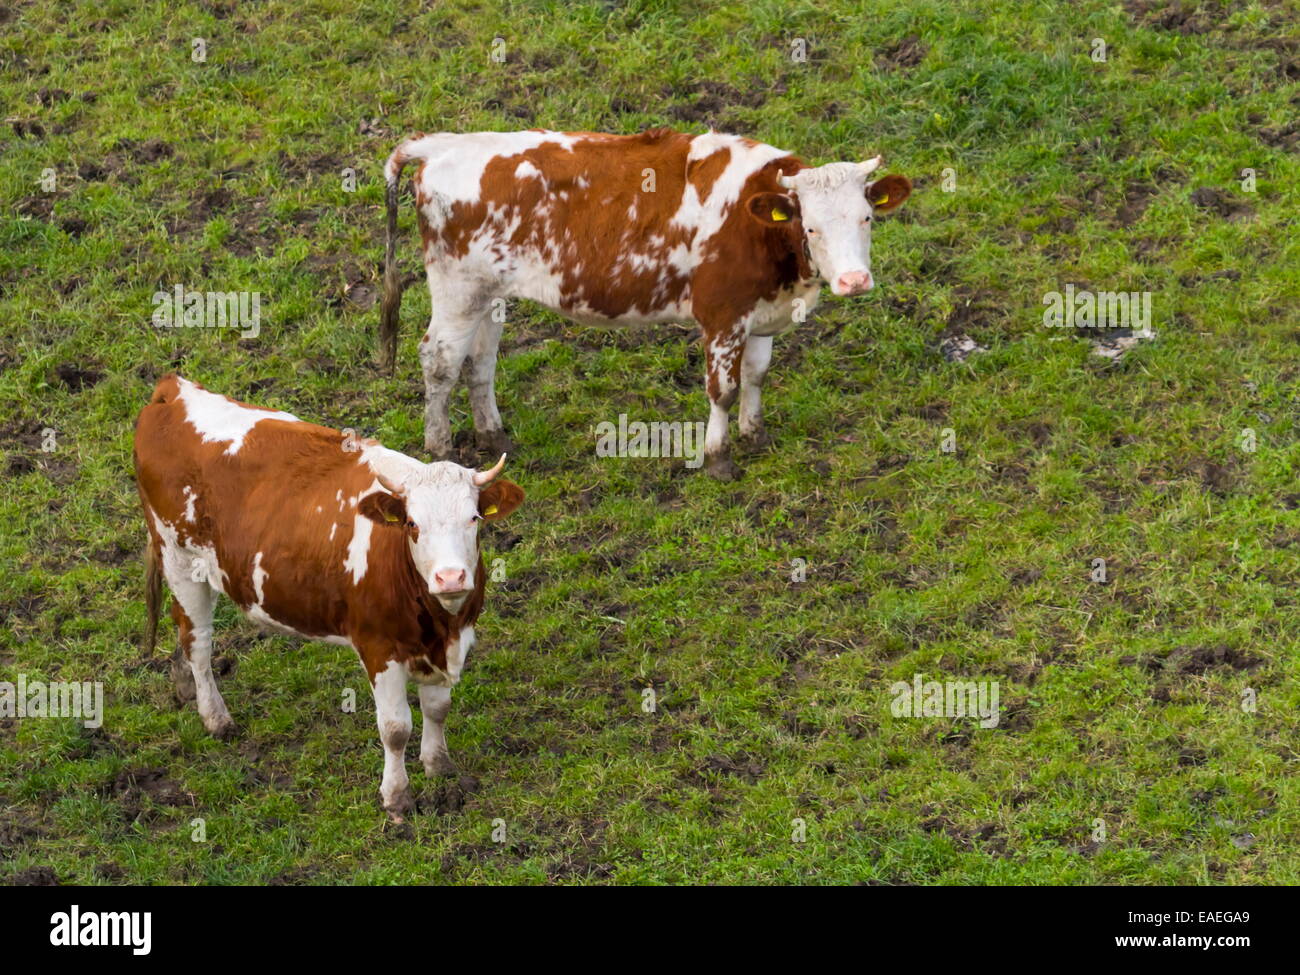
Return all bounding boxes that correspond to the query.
[134,375,524,821]
[379,127,911,479]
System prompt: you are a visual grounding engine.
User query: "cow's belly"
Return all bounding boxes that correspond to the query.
[496,251,695,328]
[245,601,354,650]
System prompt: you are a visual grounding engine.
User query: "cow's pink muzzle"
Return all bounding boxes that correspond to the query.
[834,271,874,296]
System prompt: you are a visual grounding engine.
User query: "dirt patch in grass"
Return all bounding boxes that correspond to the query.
[876,35,928,70]
[6,865,60,885]
[424,774,481,815]
[114,137,174,164]
[1114,181,1157,227]
[942,287,1006,342]
[1189,186,1254,221]
[1187,456,1241,496]
[700,753,765,783]
[0,809,46,857]
[102,767,194,822]
[275,149,345,180]
[664,79,782,125]
[1124,0,1214,35]
[1130,644,1265,676]
[1255,118,1300,151]
[52,362,105,392]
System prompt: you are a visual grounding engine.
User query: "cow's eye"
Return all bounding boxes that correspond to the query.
[471,513,483,523]
[807,228,819,236]
[862,216,872,224]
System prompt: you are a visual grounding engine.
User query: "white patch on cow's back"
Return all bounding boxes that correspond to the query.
[175,377,298,456]
[182,485,197,523]
[408,130,578,213]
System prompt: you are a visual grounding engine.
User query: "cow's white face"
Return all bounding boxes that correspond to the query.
[746,158,911,297]
[359,458,524,613]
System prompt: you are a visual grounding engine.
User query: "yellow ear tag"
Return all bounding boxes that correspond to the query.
[771,208,790,222]
[385,511,401,523]
[484,504,499,516]
[874,193,889,206]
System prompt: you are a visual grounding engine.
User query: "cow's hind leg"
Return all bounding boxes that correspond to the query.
[466,315,514,457]
[169,576,235,739]
[420,283,490,460]
[419,684,455,776]
[703,330,745,480]
[372,660,415,822]
[737,334,774,451]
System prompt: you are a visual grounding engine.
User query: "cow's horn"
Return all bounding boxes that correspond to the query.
[375,470,406,497]
[473,453,507,487]
[777,172,797,190]
[859,155,883,176]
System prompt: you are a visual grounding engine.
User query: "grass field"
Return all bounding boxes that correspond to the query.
[2,0,1298,885]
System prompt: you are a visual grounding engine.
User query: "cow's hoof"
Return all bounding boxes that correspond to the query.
[475,430,515,457]
[210,718,238,741]
[738,428,772,452]
[705,454,742,481]
[384,790,416,824]
[423,754,457,778]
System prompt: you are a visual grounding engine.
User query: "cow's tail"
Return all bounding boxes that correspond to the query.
[379,134,430,375]
[144,534,162,655]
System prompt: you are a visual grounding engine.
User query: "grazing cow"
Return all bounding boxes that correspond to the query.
[379,127,911,479]
[134,375,524,821]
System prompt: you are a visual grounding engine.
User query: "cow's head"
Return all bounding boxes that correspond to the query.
[359,454,524,612]
[746,157,911,297]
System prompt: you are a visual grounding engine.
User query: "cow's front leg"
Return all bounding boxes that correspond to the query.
[371,659,414,822]
[419,684,455,776]
[737,334,774,451]
[703,330,745,480]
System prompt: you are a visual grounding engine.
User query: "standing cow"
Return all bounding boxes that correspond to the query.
[135,375,524,821]
[379,127,912,480]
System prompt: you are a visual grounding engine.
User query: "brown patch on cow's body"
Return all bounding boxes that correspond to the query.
[414,128,809,327]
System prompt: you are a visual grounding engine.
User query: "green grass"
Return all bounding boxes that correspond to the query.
[2,0,1298,885]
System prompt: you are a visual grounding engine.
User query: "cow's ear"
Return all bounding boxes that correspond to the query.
[359,491,408,527]
[478,479,524,521]
[745,192,799,227]
[867,174,912,212]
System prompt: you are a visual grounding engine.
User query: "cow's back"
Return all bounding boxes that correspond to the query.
[412,128,798,323]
